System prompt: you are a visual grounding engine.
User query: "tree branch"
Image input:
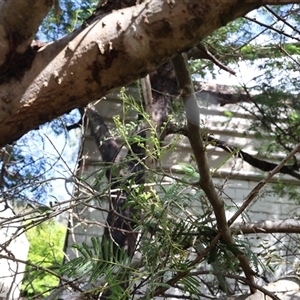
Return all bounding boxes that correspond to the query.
[171,53,256,293]
[166,125,300,180]
[232,219,300,234]
[190,44,236,75]
[207,136,300,180]
[244,15,300,42]
[0,0,272,147]
[0,0,53,64]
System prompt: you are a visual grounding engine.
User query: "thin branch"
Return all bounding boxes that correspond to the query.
[207,136,300,180]
[0,254,82,293]
[141,75,156,170]
[166,125,300,180]
[189,271,281,300]
[264,5,300,36]
[228,143,300,226]
[195,44,236,75]
[232,218,300,234]
[244,15,300,42]
[171,53,256,293]
[278,43,300,67]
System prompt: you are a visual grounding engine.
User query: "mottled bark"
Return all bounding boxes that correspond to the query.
[0,0,53,65]
[149,62,178,139]
[2,0,294,147]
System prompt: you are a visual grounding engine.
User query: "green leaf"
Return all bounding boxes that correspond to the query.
[224,110,234,118]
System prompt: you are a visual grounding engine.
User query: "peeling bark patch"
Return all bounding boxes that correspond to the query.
[53,71,62,84]
[91,61,102,85]
[0,46,38,84]
[116,21,122,31]
[181,18,203,39]
[1,96,11,104]
[142,14,149,24]
[104,49,118,69]
[187,2,208,18]
[167,0,175,7]
[96,41,118,68]
[147,19,173,39]
[69,95,77,102]
[67,42,76,52]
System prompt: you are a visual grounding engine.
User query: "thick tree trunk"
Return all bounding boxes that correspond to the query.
[0,0,293,147]
[0,0,53,65]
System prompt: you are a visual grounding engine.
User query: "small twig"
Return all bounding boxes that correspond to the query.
[278,43,300,67]
[44,286,66,300]
[141,75,157,171]
[0,254,83,293]
[244,15,300,42]
[196,44,236,75]
[188,271,281,300]
[264,5,300,36]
